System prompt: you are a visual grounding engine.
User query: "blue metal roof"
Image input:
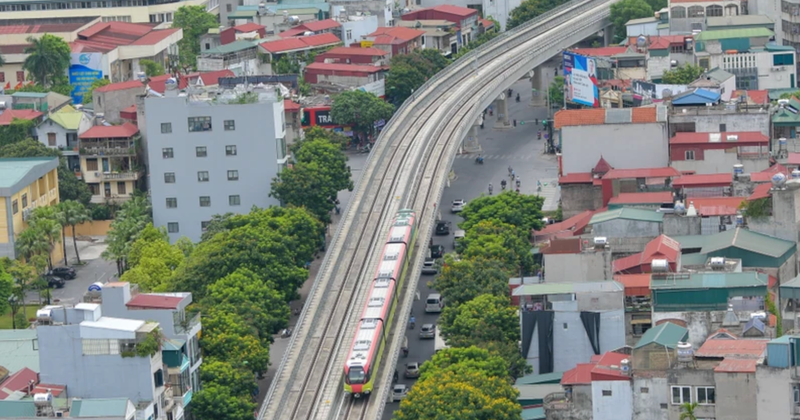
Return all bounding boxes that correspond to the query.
[672,89,721,106]
[743,317,766,334]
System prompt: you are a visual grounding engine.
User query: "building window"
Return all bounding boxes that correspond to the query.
[696,387,715,405]
[21,194,27,208]
[671,386,692,404]
[201,221,211,231]
[224,120,235,131]
[226,3,231,11]
[88,183,100,195]
[227,170,239,181]
[229,195,240,206]
[688,5,704,17]
[16,71,24,82]
[706,4,723,16]
[12,199,18,214]
[346,29,352,40]
[196,146,207,157]
[685,150,695,160]
[640,387,649,393]
[226,145,237,156]
[165,172,176,183]
[563,323,568,330]
[0,72,4,83]
[198,171,210,182]
[188,116,212,132]
[47,132,56,146]
[168,222,179,233]
[671,5,686,17]
[199,196,211,207]
[117,182,126,195]
[602,390,612,396]
[86,159,99,171]
[161,122,172,133]
[166,198,177,208]
[775,53,795,66]
[162,148,174,159]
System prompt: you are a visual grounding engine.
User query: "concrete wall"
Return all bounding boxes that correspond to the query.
[748,187,800,243]
[666,368,717,420]
[561,123,669,175]
[662,215,702,236]
[651,310,754,347]
[668,110,770,137]
[632,375,669,420]
[340,16,379,47]
[592,380,633,420]
[94,87,142,124]
[755,365,793,420]
[561,184,603,218]
[69,219,113,237]
[145,95,283,243]
[670,149,769,174]
[647,54,672,81]
[544,251,613,282]
[591,219,662,239]
[714,371,758,420]
[604,236,656,255]
[547,384,593,420]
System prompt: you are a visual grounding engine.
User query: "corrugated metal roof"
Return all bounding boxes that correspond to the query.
[561,363,595,385]
[671,89,721,105]
[558,172,592,184]
[515,371,564,385]
[634,322,688,349]
[696,338,768,358]
[0,330,39,373]
[71,398,130,417]
[79,122,139,139]
[706,15,774,27]
[608,191,673,205]
[694,27,774,41]
[0,157,59,191]
[714,358,758,373]
[672,173,732,187]
[603,167,681,179]
[513,281,623,296]
[650,271,768,290]
[669,131,768,145]
[614,274,651,296]
[590,207,664,224]
[126,294,183,309]
[0,401,36,417]
[700,227,795,258]
[539,238,582,254]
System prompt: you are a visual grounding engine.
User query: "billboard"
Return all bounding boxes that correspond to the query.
[69,53,103,103]
[563,51,599,107]
[632,80,689,101]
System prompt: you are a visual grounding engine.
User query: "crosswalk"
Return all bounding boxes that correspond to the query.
[455,154,535,161]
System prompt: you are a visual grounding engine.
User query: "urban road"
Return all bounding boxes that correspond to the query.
[259,1,617,419]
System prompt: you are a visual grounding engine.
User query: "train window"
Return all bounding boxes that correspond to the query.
[368,297,385,307]
[348,367,366,384]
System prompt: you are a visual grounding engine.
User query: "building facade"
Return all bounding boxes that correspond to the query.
[78,123,143,204]
[144,88,286,243]
[0,0,215,24]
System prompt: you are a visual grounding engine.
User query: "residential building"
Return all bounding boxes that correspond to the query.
[284,99,303,145]
[401,5,478,47]
[672,173,733,197]
[629,321,688,420]
[329,0,391,27]
[668,0,742,34]
[220,22,266,45]
[0,157,61,261]
[197,40,261,75]
[625,15,664,38]
[607,192,675,211]
[397,19,457,55]
[538,238,613,282]
[0,0,213,24]
[670,131,770,174]
[514,281,626,374]
[413,0,514,30]
[144,86,286,243]
[79,123,141,204]
[36,303,179,420]
[706,14,775,31]
[279,18,342,38]
[589,208,665,239]
[0,397,136,419]
[92,80,145,124]
[199,27,221,53]
[36,105,92,174]
[314,46,388,65]
[781,0,800,51]
[303,62,388,89]
[531,210,594,244]
[668,94,771,139]
[257,33,343,71]
[362,27,424,59]
[8,91,73,115]
[687,68,736,101]
[228,2,330,34]
[0,330,40,373]
[613,234,681,274]
[755,335,800,419]
[333,12,379,48]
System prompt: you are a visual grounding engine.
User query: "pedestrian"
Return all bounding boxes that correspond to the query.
[513,119,517,127]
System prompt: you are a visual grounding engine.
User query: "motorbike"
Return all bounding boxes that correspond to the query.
[360,144,372,154]
[537,131,542,140]
[501,180,507,190]
[475,156,484,164]
[409,317,416,329]
[281,328,292,338]
[488,186,493,195]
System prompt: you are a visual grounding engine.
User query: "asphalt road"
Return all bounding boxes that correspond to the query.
[381,74,560,418]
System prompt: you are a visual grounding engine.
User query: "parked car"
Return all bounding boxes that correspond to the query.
[391,384,408,402]
[405,362,420,378]
[429,244,445,259]
[451,199,466,213]
[421,259,438,275]
[49,266,76,280]
[453,230,465,249]
[420,324,436,339]
[435,220,451,235]
[44,276,65,289]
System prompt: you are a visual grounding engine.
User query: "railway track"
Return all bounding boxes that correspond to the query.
[259,1,616,419]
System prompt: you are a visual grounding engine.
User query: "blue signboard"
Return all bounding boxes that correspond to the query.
[69,53,103,103]
[562,51,599,107]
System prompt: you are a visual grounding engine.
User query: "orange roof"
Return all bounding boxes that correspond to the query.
[669,132,768,145]
[428,4,478,17]
[480,18,495,28]
[300,19,341,32]
[604,167,681,180]
[748,183,772,201]
[591,351,631,381]
[627,35,685,50]
[613,234,680,273]
[0,109,43,125]
[284,99,301,112]
[696,338,768,359]
[539,238,582,255]
[187,69,235,87]
[571,46,627,57]
[233,22,265,33]
[558,172,593,184]
[751,163,789,182]
[79,122,139,139]
[562,363,595,385]
[672,173,732,187]
[788,152,800,166]
[554,107,657,129]
[367,26,424,43]
[95,80,144,93]
[731,89,769,105]
[305,62,387,73]
[260,32,341,53]
[279,27,307,38]
[608,191,673,205]
[687,197,745,216]
[321,46,388,57]
[614,274,651,296]
[534,210,594,237]
[714,358,758,373]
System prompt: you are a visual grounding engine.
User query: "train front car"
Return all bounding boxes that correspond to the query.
[343,210,416,398]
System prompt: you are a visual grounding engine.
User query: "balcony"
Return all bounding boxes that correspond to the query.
[101,170,142,181]
[81,146,137,156]
[543,392,571,411]
[174,312,201,336]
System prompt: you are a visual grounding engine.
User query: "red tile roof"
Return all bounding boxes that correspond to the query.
[147,74,188,94]
[571,46,628,57]
[79,122,139,139]
[670,131,768,145]
[534,210,594,237]
[367,26,424,43]
[608,191,673,205]
[75,21,177,52]
[731,89,769,105]
[748,183,772,201]
[430,4,478,16]
[321,46,388,57]
[604,167,681,180]
[126,293,183,310]
[129,28,180,46]
[0,22,88,34]
[284,99,301,112]
[627,35,685,50]
[554,107,658,129]
[94,80,144,93]
[593,156,613,174]
[480,18,495,29]
[260,33,341,53]
[121,104,136,113]
[0,109,43,126]
[614,274,651,296]
[30,384,65,397]
[751,164,788,182]
[687,197,745,216]
[672,173,732,187]
[539,237,582,254]
[561,363,595,385]
[0,44,30,54]
[279,27,308,38]
[233,22,265,33]
[591,351,631,381]
[0,367,38,399]
[695,338,768,359]
[558,172,593,184]
[300,19,341,32]
[187,69,235,86]
[714,358,758,373]
[788,152,800,166]
[613,234,680,273]
[305,62,387,73]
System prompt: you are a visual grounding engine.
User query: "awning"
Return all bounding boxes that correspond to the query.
[614,274,651,296]
[630,318,652,325]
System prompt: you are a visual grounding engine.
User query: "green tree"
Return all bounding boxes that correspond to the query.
[0,119,36,148]
[199,212,235,242]
[661,63,705,85]
[479,340,533,379]
[272,55,301,74]
[139,59,165,77]
[199,359,257,398]
[610,0,653,42]
[460,220,536,274]
[644,0,667,12]
[0,263,13,317]
[7,260,37,321]
[201,308,270,374]
[172,5,218,69]
[396,370,521,420]
[120,224,184,291]
[57,200,91,264]
[440,294,519,348]
[82,78,110,105]
[330,89,394,139]
[458,191,545,235]
[102,195,152,275]
[548,75,565,109]
[507,0,570,30]
[418,346,511,383]
[23,34,71,87]
[680,402,698,420]
[430,256,510,307]
[386,63,425,105]
[191,384,257,420]
[202,268,290,339]
[28,215,61,270]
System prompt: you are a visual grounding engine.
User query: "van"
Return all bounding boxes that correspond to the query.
[425,293,444,313]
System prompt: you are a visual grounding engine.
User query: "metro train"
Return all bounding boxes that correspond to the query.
[344,209,417,398]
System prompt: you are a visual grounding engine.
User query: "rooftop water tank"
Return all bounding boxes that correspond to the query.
[733,164,744,176]
[773,172,788,187]
[651,259,669,272]
[780,137,788,148]
[735,214,744,225]
[88,282,103,292]
[620,359,630,375]
[710,257,725,268]
[33,393,52,407]
[36,308,52,321]
[677,342,694,362]
[792,170,800,179]
[751,311,767,320]
[593,237,607,246]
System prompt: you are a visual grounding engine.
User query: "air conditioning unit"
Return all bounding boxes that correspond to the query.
[55,412,64,418]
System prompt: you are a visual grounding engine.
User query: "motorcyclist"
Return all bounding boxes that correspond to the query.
[508,166,513,176]
[476,154,484,164]
[501,179,507,190]
[409,315,416,329]
[538,130,542,139]
[516,93,520,102]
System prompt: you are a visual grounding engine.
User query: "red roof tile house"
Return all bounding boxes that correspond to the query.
[78,122,142,204]
[279,19,342,38]
[258,33,342,62]
[550,350,633,420]
[92,80,145,124]
[220,23,267,45]
[303,62,388,89]
[401,5,479,47]
[669,131,770,175]
[314,46,388,65]
[612,234,681,274]
[538,237,614,281]
[672,173,732,197]
[362,27,424,59]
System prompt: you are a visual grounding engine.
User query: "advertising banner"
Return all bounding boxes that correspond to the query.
[69,53,103,103]
[632,80,689,100]
[563,51,599,107]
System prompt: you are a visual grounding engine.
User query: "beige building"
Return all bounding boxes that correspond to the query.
[78,123,142,204]
[0,0,215,24]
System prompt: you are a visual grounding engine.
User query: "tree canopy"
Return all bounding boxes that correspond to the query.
[191,383,257,420]
[609,0,654,42]
[200,308,271,374]
[548,75,565,109]
[386,50,450,105]
[430,256,510,307]
[102,195,152,275]
[459,191,545,235]
[439,294,520,348]
[507,0,570,30]
[23,34,71,87]
[330,89,394,138]
[418,346,510,383]
[119,224,184,292]
[199,359,258,398]
[172,5,218,69]
[661,63,705,85]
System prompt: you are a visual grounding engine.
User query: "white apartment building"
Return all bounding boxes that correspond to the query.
[144,84,287,242]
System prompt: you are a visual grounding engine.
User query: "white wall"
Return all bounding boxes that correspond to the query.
[632,376,669,420]
[592,380,633,420]
[627,21,659,38]
[716,50,798,90]
[670,149,769,174]
[755,365,793,420]
[561,123,669,175]
[341,16,379,47]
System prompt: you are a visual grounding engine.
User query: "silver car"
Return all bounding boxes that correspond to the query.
[451,199,466,213]
[419,324,436,339]
[421,259,438,275]
[405,362,420,378]
[392,384,408,402]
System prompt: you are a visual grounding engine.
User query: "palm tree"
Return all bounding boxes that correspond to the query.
[15,227,49,262]
[58,201,92,265]
[680,402,698,420]
[23,35,69,87]
[28,218,62,271]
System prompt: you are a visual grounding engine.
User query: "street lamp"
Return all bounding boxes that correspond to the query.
[8,294,19,329]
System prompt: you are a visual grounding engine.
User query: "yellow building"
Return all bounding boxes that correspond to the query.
[78,122,142,204]
[0,0,214,24]
[0,157,64,263]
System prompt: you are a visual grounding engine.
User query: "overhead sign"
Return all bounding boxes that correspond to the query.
[360,40,374,48]
[563,51,599,108]
[69,52,103,103]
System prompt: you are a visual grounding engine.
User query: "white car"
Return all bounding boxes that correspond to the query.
[392,384,408,402]
[451,199,466,213]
